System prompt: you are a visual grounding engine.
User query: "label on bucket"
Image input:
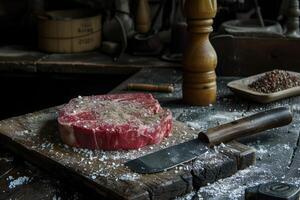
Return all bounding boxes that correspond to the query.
[78,22,94,34]
[78,37,94,45]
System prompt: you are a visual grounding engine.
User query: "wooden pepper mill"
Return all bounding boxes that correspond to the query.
[183,0,218,106]
[135,0,151,33]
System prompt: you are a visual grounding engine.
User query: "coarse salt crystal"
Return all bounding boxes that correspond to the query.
[52,194,62,200]
[119,173,140,181]
[220,143,226,148]
[8,176,31,189]
[282,144,290,150]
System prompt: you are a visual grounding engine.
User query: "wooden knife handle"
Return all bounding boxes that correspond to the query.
[127,83,174,93]
[199,107,293,146]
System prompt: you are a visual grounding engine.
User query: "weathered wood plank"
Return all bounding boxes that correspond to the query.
[2,181,58,200]
[0,160,87,200]
[141,171,193,200]
[0,45,180,75]
[219,141,256,170]
[212,35,300,76]
[0,45,45,66]
[0,150,14,178]
[192,151,237,189]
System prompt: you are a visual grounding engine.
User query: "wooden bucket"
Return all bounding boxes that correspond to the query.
[38,9,101,53]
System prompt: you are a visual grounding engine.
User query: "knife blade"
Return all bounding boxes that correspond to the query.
[125,107,293,174]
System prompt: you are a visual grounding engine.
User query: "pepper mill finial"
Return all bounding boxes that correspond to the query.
[182,0,218,106]
[135,0,151,34]
[285,0,300,38]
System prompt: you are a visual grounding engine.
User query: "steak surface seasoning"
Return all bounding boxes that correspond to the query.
[248,70,300,93]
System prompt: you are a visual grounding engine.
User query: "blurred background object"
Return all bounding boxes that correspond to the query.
[0,0,293,47]
[38,9,102,53]
[1,0,299,66]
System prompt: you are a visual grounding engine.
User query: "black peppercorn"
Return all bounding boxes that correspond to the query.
[248,70,300,93]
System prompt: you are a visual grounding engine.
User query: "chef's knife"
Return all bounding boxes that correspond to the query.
[125,107,292,174]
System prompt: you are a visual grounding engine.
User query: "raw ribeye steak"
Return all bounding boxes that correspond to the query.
[58,93,173,150]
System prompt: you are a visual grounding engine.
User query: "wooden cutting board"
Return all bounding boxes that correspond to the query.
[0,106,255,200]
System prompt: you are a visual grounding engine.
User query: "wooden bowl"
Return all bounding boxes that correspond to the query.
[227,71,300,103]
[220,19,283,35]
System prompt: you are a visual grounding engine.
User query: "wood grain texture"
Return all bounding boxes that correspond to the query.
[38,10,102,53]
[212,35,300,76]
[219,141,256,170]
[192,151,237,189]
[0,46,180,75]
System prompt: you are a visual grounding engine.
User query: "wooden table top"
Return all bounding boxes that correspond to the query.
[0,46,180,75]
[0,68,299,200]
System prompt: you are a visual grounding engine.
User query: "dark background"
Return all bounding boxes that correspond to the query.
[0,0,285,45]
[0,0,290,119]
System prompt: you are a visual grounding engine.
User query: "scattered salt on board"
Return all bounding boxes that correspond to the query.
[7,176,31,189]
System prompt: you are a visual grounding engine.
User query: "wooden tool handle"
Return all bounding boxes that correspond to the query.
[199,107,293,146]
[127,83,174,93]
